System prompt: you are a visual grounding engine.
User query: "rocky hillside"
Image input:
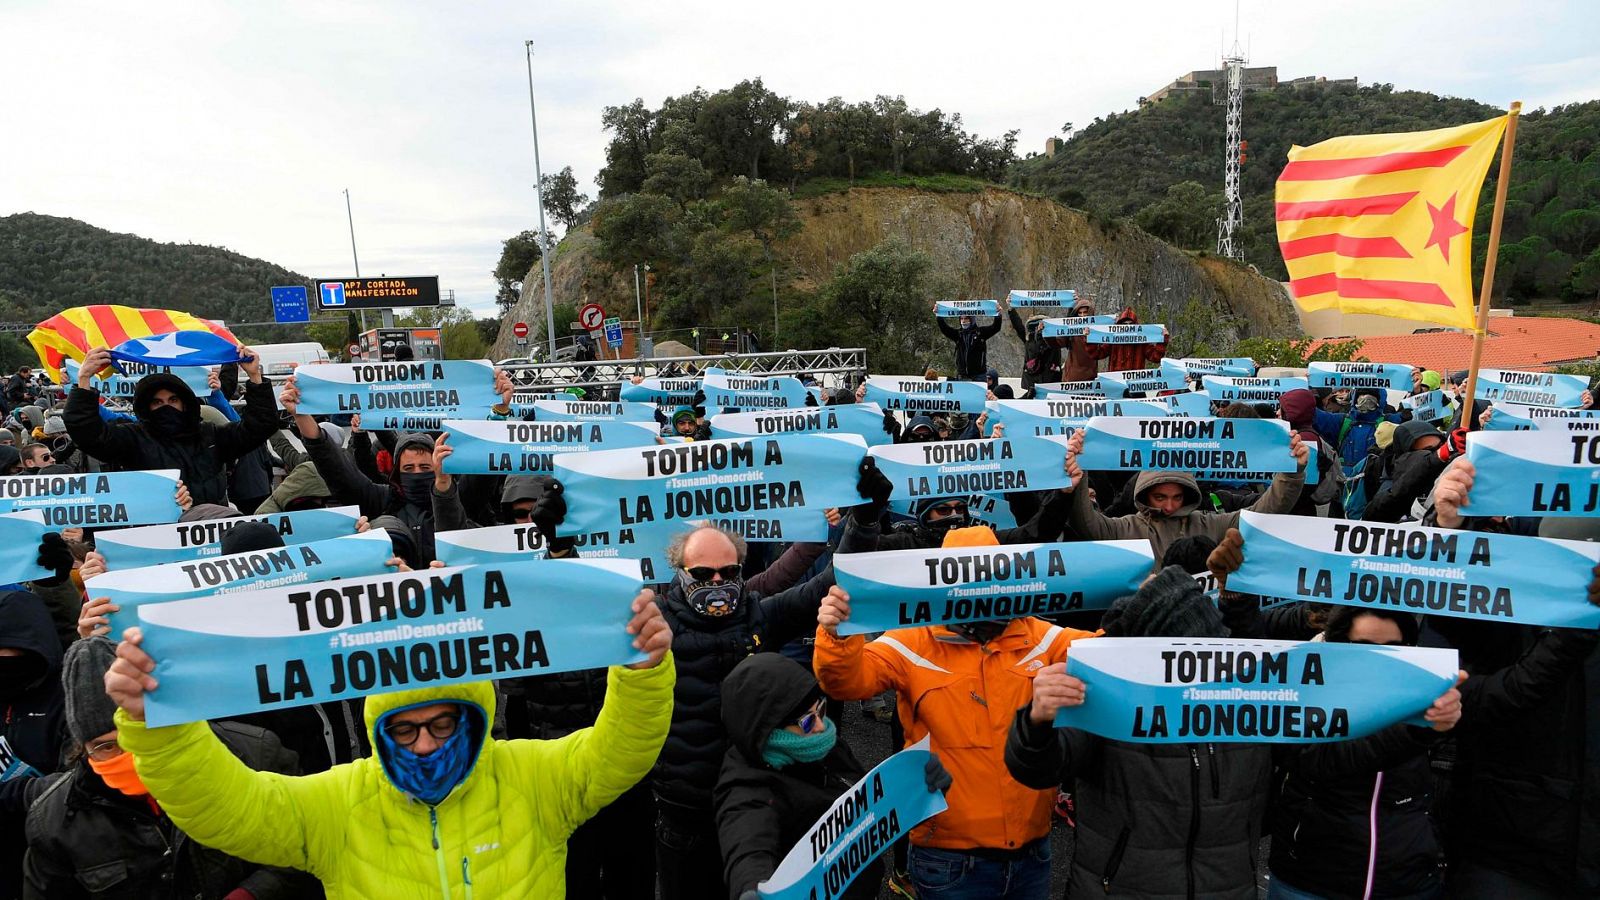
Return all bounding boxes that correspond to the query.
[495,186,1301,372]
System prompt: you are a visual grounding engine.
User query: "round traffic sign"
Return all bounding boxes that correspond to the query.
[578,303,605,331]
[512,321,529,338]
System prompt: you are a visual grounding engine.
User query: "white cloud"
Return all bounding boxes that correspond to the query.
[1,0,1594,318]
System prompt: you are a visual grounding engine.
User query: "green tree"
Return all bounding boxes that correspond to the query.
[718,177,800,338]
[1233,336,1367,367]
[540,166,590,233]
[694,78,789,180]
[818,238,943,374]
[640,152,713,207]
[441,320,487,359]
[1135,181,1222,250]
[492,230,545,315]
[304,319,347,356]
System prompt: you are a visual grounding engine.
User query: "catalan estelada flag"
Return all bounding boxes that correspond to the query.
[28,305,241,384]
[1275,115,1509,330]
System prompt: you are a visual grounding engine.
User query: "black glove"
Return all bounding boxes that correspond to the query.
[692,389,708,420]
[882,409,899,437]
[924,752,953,794]
[805,390,818,407]
[35,533,74,585]
[853,458,893,525]
[531,480,575,554]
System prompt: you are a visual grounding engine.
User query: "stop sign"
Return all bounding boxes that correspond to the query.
[512,322,529,338]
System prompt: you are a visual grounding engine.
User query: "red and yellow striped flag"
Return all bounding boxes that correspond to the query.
[1275,115,1508,330]
[28,305,239,384]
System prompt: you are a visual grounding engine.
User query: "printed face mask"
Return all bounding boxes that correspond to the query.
[677,570,744,618]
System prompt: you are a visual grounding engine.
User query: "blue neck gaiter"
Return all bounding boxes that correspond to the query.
[377,706,479,806]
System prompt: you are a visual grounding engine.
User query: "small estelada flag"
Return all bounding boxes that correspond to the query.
[1275,116,1509,330]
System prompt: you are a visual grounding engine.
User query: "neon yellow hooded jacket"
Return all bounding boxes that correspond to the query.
[115,658,674,899]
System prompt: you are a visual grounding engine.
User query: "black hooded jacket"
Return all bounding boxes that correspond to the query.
[714,654,876,900]
[653,566,837,811]
[63,374,278,507]
[303,430,436,564]
[936,317,1002,381]
[0,592,66,900]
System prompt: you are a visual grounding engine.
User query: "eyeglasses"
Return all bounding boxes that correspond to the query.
[797,699,826,734]
[686,564,743,583]
[926,502,967,519]
[383,710,461,747]
[87,738,123,761]
[510,505,534,522]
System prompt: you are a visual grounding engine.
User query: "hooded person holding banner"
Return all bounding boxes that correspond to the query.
[936,308,1003,383]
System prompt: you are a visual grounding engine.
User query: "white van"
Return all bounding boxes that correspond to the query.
[252,342,331,377]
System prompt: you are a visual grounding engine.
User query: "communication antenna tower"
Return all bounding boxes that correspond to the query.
[1216,11,1247,259]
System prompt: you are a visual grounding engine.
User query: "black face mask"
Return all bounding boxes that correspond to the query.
[0,653,48,699]
[676,570,743,618]
[950,621,1006,644]
[147,405,186,436]
[399,472,435,503]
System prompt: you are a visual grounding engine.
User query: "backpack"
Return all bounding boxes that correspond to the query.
[1308,439,1345,517]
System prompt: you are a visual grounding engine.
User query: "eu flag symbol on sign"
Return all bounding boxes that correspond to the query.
[271,285,310,323]
[320,282,346,308]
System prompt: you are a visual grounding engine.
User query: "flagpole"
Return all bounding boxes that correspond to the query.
[1456,101,1521,431]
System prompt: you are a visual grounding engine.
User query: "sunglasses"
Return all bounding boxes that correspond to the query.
[927,501,968,519]
[797,699,826,733]
[383,710,461,747]
[686,564,743,583]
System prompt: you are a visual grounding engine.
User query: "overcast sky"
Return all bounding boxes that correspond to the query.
[3,0,1596,317]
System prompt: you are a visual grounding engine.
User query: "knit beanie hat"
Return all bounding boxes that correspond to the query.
[63,637,119,746]
[1373,420,1398,451]
[1101,565,1228,638]
[1420,370,1443,391]
[220,521,287,555]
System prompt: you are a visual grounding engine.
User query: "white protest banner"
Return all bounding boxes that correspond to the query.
[1473,369,1588,408]
[95,506,363,568]
[1229,511,1600,628]
[863,376,986,414]
[135,558,649,727]
[525,399,658,421]
[711,404,893,447]
[1405,390,1452,424]
[984,398,1168,437]
[441,419,659,475]
[1162,358,1257,378]
[1040,316,1117,340]
[1085,323,1166,345]
[1007,289,1077,308]
[702,367,811,411]
[1055,638,1459,743]
[1202,375,1309,404]
[64,359,213,400]
[1483,402,1600,432]
[757,737,947,900]
[833,539,1150,634]
[1067,417,1295,475]
[1033,380,1106,397]
[868,437,1070,502]
[621,376,702,408]
[0,469,182,527]
[1097,366,1189,397]
[553,434,867,536]
[435,523,674,582]
[935,299,998,318]
[293,360,498,430]
[1465,430,1600,517]
[97,531,396,636]
[1308,362,1414,391]
[1152,390,1214,418]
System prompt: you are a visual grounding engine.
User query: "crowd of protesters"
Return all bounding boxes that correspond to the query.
[0,294,1597,900]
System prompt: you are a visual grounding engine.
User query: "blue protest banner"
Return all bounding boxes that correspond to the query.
[711,403,893,446]
[702,367,810,411]
[863,376,987,414]
[1307,362,1414,391]
[1068,417,1294,475]
[1040,316,1116,340]
[620,376,702,408]
[868,436,1070,502]
[757,736,947,900]
[435,523,673,582]
[0,736,42,782]
[293,360,499,431]
[1483,401,1600,432]
[97,531,396,636]
[984,398,1168,438]
[1474,369,1589,408]
[1033,379,1106,397]
[95,505,363,569]
[1097,366,1189,397]
[1465,431,1600,517]
[1054,637,1459,743]
[0,512,50,584]
[833,539,1150,635]
[1007,289,1076,308]
[64,359,213,400]
[1152,390,1215,418]
[552,434,868,536]
[1229,511,1600,628]
[1086,323,1166,345]
[441,419,659,475]
[524,398,658,421]
[1163,358,1257,378]
[935,300,998,318]
[1202,375,1309,404]
[1405,390,1452,424]
[0,469,182,527]
[135,558,649,727]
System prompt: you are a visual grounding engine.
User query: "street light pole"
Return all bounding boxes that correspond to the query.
[633,264,644,356]
[344,189,367,333]
[524,40,558,359]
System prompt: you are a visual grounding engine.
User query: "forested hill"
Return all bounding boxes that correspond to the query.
[0,213,311,343]
[1010,86,1600,302]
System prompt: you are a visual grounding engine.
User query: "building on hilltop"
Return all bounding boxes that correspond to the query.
[1139,66,1357,106]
